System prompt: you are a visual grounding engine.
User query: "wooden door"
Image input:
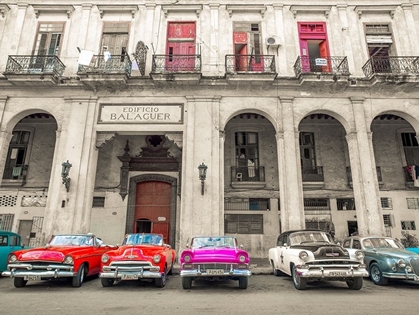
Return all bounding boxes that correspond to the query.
[135,182,171,244]
[18,220,32,246]
[319,40,331,72]
[166,22,196,71]
[299,39,310,73]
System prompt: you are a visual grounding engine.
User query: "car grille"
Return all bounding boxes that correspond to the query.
[192,263,237,271]
[410,258,419,276]
[313,246,348,259]
[108,261,153,270]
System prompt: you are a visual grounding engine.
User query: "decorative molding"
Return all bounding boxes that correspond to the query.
[161,4,202,18]
[354,5,398,19]
[0,4,10,18]
[32,5,75,19]
[226,5,266,18]
[165,133,183,149]
[289,5,332,19]
[96,132,118,149]
[97,5,138,19]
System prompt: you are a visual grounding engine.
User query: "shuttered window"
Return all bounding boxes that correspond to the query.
[224,214,263,234]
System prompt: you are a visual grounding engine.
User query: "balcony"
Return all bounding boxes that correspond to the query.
[362,56,419,83]
[301,166,324,190]
[231,166,266,189]
[150,54,201,84]
[2,165,28,187]
[403,166,418,188]
[77,54,131,90]
[293,56,350,84]
[346,166,383,188]
[3,55,65,86]
[225,54,277,82]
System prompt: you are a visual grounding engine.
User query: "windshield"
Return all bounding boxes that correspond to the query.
[191,236,236,249]
[49,235,94,246]
[363,238,404,249]
[289,232,331,245]
[123,234,163,246]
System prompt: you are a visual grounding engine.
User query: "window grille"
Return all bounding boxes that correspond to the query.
[224,198,268,211]
[224,214,263,234]
[401,221,416,230]
[383,214,394,227]
[381,197,393,209]
[304,198,330,210]
[92,197,105,208]
[407,198,419,210]
[0,214,14,231]
[337,198,355,210]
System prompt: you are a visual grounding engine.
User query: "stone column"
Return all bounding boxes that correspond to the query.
[76,4,93,51]
[346,97,384,236]
[273,4,286,74]
[0,96,10,182]
[10,3,28,54]
[42,97,98,241]
[401,4,418,55]
[277,97,305,231]
[337,5,357,75]
[209,3,221,74]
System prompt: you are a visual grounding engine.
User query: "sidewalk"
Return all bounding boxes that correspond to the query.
[173,258,272,275]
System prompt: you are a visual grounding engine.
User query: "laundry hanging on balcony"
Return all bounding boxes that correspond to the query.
[104,51,111,61]
[406,165,419,187]
[77,50,94,66]
[248,159,256,178]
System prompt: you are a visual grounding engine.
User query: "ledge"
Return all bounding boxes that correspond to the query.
[32,5,75,19]
[97,5,138,19]
[0,4,10,18]
[231,181,266,190]
[226,5,266,18]
[354,5,398,19]
[289,5,332,19]
[161,5,202,18]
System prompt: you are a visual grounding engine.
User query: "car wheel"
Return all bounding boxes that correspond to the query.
[154,267,167,288]
[292,264,307,290]
[182,277,192,290]
[168,264,173,276]
[13,277,28,288]
[346,277,363,290]
[72,264,86,288]
[370,263,389,286]
[271,260,282,276]
[101,278,114,287]
[238,277,248,289]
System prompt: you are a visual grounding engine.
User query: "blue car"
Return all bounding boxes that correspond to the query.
[343,235,419,285]
[0,231,29,272]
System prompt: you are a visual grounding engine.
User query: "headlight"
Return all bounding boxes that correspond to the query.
[63,255,74,265]
[183,254,191,262]
[355,250,364,260]
[397,259,406,268]
[238,255,246,263]
[153,254,161,263]
[299,251,309,261]
[8,254,17,263]
[101,254,109,263]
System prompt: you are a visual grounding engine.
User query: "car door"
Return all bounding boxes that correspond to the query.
[279,235,291,275]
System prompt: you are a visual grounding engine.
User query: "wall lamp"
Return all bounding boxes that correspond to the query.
[198,163,208,195]
[61,160,72,192]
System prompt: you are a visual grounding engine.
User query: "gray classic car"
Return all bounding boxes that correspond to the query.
[343,235,419,285]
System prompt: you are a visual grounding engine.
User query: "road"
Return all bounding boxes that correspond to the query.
[0,275,418,315]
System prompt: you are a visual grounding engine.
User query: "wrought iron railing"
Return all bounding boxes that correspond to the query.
[231,166,265,182]
[403,166,415,183]
[77,54,132,75]
[2,164,28,180]
[346,166,383,184]
[4,55,65,76]
[225,54,276,74]
[301,166,324,182]
[362,56,419,77]
[224,198,269,211]
[293,56,349,76]
[151,54,201,72]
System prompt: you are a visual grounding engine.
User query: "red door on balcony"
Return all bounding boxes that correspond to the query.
[233,31,264,72]
[166,22,196,71]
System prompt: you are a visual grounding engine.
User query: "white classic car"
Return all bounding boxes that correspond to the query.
[268,229,368,290]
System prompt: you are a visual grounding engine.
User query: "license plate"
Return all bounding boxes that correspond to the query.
[207,269,224,275]
[121,274,138,280]
[24,275,41,281]
[328,271,347,277]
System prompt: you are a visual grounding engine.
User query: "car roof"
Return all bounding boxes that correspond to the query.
[0,230,21,237]
[280,229,323,236]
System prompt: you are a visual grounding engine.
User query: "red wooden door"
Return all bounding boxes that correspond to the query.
[299,39,310,73]
[135,181,171,244]
[319,40,331,72]
[166,22,196,71]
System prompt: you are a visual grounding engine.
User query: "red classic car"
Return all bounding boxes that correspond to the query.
[1,233,116,288]
[99,233,176,287]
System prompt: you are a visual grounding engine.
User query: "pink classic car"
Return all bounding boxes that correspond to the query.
[180,236,251,289]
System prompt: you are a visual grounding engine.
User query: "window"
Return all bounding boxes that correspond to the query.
[3,131,30,180]
[224,198,269,211]
[33,23,64,56]
[92,197,105,208]
[9,235,19,246]
[407,198,419,210]
[235,132,259,181]
[380,197,393,209]
[305,220,327,231]
[401,133,419,166]
[224,214,263,234]
[337,198,355,210]
[0,214,14,231]
[0,235,7,246]
[383,214,394,227]
[401,221,416,230]
[304,198,329,210]
[101,23,129,57]
[299,132,316,171]
[364,24,393,58]
[233,23,263,71]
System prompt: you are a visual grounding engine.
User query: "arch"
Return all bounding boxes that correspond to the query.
[126,174,177,248]
[370,110,419,135]
[1,109,58,134]
[221,108,277,132]
[297,109,351,134]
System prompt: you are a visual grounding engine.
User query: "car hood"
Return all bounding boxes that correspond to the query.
[106,245,164,260]
[14,246,93,262]
[184,247,249,263]
[367,248,419,259]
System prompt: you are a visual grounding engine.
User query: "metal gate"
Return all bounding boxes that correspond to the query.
[29,216,44,247]
[0,214,14,231]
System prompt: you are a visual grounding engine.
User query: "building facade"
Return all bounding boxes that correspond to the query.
[0,0,418,257]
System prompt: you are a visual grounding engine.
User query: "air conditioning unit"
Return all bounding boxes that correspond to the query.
[266,36,281,47]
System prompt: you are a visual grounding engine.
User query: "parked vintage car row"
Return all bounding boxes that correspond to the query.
[1,229,418,291]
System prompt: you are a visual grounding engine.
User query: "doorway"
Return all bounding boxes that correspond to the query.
[18,220,32,246]
[136,219,152,233]
[347,221,358,236]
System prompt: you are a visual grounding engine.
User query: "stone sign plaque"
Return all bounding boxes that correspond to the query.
[98,104,184,124]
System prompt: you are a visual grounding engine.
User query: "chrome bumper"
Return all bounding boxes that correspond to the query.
[180,269,252,277]
[383,272,419,281]
[297,264,368,279]
[2,263,75,278]
[100,265,163,279]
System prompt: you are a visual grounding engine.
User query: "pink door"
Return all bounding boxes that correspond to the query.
[166,22,196,71]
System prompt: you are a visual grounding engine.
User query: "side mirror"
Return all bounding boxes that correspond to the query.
[186,244,190,248]
[240,244,244,249]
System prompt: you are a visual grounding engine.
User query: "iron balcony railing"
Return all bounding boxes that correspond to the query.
[77,54,132,75]
[4,55,65,76]
[151,54,201,72]
[231,166,265,182]
[225,54,276,74]
[2,164,28,180]
[301,166,324,182]
[293,56,350,76]
[403,166,415,183]
[362,56,419,77]
[346,166,383,184]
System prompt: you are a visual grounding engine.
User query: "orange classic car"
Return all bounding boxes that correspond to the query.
[1,233,117,288]
[99,233,176,287]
